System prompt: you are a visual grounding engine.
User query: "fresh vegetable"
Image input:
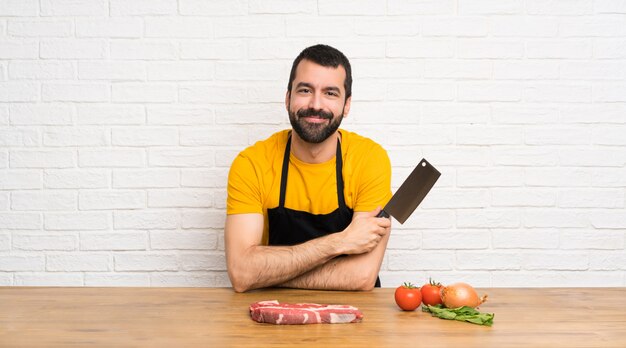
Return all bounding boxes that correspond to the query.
[394,282,422,311]
[423,304,494,326]
[441,282,487,309]
[420,278,443,306]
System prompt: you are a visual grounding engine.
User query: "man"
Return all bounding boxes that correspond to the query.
[225,44,392,293]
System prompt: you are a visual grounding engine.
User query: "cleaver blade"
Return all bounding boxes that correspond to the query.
[376,158,441,224]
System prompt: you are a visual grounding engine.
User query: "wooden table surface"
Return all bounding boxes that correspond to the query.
[1,287,625,347]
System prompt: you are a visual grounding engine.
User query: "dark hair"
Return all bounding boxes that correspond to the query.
[287,44,352,100]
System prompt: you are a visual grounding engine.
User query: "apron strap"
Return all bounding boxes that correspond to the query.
[278,134,346,209]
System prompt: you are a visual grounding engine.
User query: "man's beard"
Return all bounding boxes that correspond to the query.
[288,105,344,144]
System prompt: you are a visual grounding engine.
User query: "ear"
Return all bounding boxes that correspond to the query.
[285,90,290,112]
[343,96,352,118]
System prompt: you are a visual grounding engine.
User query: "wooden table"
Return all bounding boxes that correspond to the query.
[1,287,625,347]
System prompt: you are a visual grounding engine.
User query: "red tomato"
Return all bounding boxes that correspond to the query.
[394,282,422,311]
[421,279,443,306]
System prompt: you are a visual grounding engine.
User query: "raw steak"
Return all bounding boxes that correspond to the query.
[249,300,363,325]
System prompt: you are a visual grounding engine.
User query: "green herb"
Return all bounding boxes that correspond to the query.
[422,304,494,326]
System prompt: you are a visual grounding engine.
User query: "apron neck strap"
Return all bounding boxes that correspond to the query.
[279,134,346,209]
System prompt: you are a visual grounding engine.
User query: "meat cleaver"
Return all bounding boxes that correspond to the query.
[376,158,441,224]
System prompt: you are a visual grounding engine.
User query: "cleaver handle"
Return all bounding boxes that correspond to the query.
[376,210,389,219]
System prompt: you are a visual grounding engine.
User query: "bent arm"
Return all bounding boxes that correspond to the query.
[277,211,391,291]
[225,213,345,293]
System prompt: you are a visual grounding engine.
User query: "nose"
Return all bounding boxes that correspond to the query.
[308,91,323,110]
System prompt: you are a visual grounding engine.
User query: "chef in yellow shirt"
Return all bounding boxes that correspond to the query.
[225,44,392,292]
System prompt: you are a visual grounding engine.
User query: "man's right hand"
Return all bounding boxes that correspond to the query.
[337,207,391,255]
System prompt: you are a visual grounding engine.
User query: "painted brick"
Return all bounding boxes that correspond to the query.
[80,231,147,251]
[590,211,626,229]
[45,212,109,231]
[492,229,560,249]
[13,233,76,251]
[421,148,489,166]
[148,189,212,208]
[215,62,285,81]
[561,16,626,37]
[0,128,39,146]
[591,128,626,146]
[387,231,421,250]
[492,105,559,125]
[110,0,177,16]
[0,232,9,250]
[493,61,560,80]
[526,168,591,187]
[0,0,39,16]
[387,0,453,15]
[214,104,284,124]
[42,83,110,102]
[79,148,145,168]
[145,17,213,38]
[112,83,176,103]
[148,62,213,81]
[355,18,419,36]
[491,188,556,207]
[179,0,246,15]
[9,103,75,126]
[592,169,626,187]
[112,169,179,189]
[8,19,72,37]
[182,211,225,229]
[459,39,524,58]
[44,127,109,147]
[180,169,229,188]
[9,61,74,80]
[180,41,246,60]
[319,0,384,15]
[147,106,213,125]
[112,127,178,146]
[422,189,489,209]
[525,84,592,103]
[523,252,589,270]
[84,273,150,286]
[76,18,143,38]
[589,252,626,270]
[148,149,214,168]
[0,40,38,59]
[593,83,626,102]
[387,39,454,58]
[559,189,624,208]
[423,230,490,250]
[78,61,146,81]
[388,251,455,271]
[423,60,492,79]
[0,170,41,189]
[14,273,83,286]
[79,190,145,210]
[41,0,107,16]
[179,85,247,104]
[387,83,454,101]
[114,253,178,271]
[527,40,592,59]
[114,211,179,229]
[180,127,248,146]
[150,272,215,287]
[0,82,39,102]
[10,150,75,168]
[457,126,523,145]
[458,0,522,14]
[44,169,109,189]
[458,82,521,102]
[285,17,354,38]
[492,271,623,287]
[561,230,625,250]
[150,230,218,250]
[12,191,76,211]
[457,251,522,270]
[215,17,283,38]
[0,255,45,271]
[110,40,178,60]
[77,104,145,125]
[249,0,315,14]
[491,16,558,37]
[179,252,226,271]
[41,39,106,59]
[47,253,110,271]
[594,39,626,58]
[524,209,588,228]
[457,209,521,228]
[525,127,590,145]
[493,147,559,166]
[457,168,524,187]
[559,148,626,167]
[422,17,488,37]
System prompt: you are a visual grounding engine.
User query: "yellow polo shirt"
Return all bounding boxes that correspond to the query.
[227,129,392,245]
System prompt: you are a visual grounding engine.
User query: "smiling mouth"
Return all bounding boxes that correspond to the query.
[301,115,329,124]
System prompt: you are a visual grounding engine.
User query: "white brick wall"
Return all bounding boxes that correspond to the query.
[0,1,625,288]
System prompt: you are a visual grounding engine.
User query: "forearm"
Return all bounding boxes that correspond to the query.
[278,233,389,291]
[228,232,343,292]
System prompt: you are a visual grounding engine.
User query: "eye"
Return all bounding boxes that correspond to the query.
[326,91,339,97]
[297,88,311,94]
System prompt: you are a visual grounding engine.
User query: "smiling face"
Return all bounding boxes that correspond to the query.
[286,59,351,144]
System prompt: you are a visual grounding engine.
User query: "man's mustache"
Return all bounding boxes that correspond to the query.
[296,108,333,120]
